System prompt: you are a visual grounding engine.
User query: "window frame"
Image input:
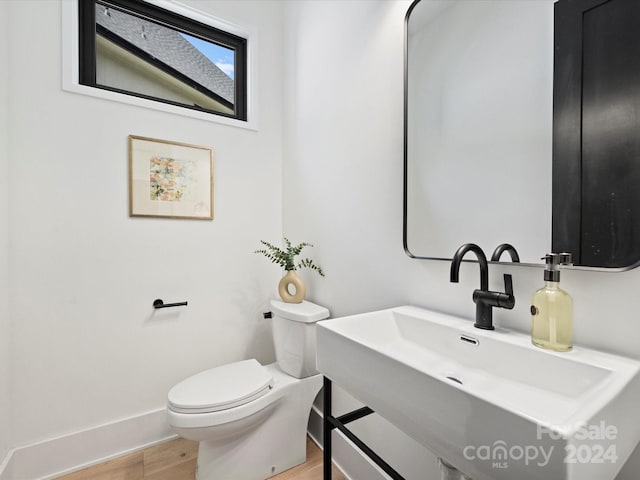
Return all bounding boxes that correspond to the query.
[75,0,249,123]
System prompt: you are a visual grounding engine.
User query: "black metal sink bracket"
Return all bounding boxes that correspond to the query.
[322,377,406,480]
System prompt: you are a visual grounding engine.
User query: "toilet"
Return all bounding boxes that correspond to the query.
[166,299,329,480]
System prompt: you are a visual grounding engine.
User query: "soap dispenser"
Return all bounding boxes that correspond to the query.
[531,253,573,352]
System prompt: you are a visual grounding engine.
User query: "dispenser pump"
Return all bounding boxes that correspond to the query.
[531,252,573,352]
[542,253,572,282]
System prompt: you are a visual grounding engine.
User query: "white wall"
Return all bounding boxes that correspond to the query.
[6,0,284,450]
[283,1,640,479]
[283,1,442,477]
[0,0,12,465]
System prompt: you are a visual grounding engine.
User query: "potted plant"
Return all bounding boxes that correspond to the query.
[255,238,324,303]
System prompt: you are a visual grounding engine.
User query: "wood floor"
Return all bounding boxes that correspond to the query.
[270,437,346,480]
[55,436,347,480]
[55,438,198,480]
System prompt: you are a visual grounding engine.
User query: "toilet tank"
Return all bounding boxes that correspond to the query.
[270,299,330,378]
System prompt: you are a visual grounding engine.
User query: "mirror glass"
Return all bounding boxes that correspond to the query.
[405,0,553,265]
[405,0,640,269]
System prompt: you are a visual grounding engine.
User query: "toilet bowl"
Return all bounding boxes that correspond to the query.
[166,300,329,480]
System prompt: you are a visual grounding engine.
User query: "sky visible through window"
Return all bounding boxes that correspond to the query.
[180,33,235,79]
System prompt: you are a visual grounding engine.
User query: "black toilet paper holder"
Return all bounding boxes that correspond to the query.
[153,299,188,309]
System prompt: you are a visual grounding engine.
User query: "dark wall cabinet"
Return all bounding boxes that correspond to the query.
[553,0,640,268]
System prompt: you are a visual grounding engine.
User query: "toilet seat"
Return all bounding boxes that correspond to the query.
[168,359,274,414]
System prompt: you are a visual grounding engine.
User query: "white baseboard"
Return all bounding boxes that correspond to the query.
[1,403,387,480]
[0,450,13,480]
[0,408,175,480]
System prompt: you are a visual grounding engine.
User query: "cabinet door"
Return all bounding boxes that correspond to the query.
[553,0,640,268]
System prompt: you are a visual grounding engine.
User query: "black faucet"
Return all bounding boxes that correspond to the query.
[450,243,515,330]
[491,243,520,263]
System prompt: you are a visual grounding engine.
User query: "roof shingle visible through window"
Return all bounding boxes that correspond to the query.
[96,6,235,104]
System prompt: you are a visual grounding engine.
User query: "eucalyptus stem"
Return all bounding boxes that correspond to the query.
[255,237,325,277]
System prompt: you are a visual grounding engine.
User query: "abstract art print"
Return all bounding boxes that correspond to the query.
[129,135,213,219]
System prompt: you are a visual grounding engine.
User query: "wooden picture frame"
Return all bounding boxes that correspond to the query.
[129,135,213,220]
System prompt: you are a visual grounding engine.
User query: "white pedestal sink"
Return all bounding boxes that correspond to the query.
[316,306,640,480]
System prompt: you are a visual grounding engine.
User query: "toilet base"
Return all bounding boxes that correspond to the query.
[194,365,322,480]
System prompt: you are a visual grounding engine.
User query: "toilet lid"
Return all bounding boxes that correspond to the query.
[270,299,330,323]
[168,359,274,414]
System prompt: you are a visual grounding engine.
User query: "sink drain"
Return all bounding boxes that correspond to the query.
[446,376,463,385]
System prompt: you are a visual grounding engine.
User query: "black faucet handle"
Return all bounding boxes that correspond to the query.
[496,274,516,310]
[504,274,513,296]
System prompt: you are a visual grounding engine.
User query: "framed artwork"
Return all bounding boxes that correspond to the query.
[129,135,213,220]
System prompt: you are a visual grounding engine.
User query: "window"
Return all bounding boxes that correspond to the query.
[78,0,247,121]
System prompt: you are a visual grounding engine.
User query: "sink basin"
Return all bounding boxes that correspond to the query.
[316,306,640,480]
